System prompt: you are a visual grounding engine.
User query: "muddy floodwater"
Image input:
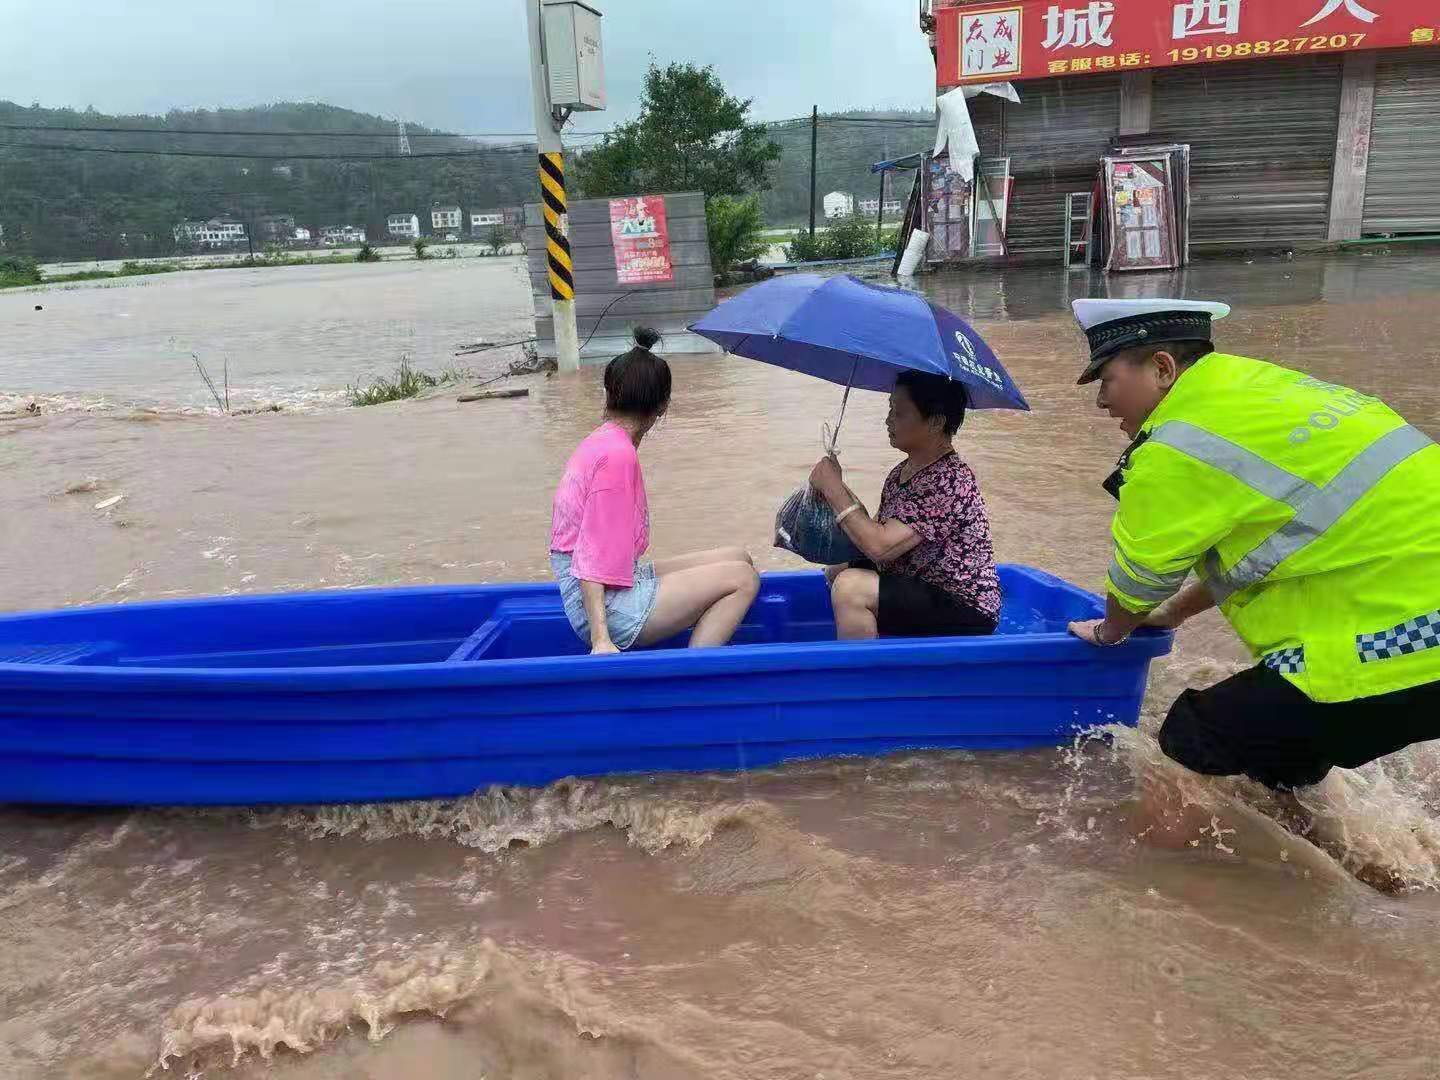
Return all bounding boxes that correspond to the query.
[3,251,1440,1079]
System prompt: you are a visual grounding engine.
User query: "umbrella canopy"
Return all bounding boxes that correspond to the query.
[688,274,1029,411]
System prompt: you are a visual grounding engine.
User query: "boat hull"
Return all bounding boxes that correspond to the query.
[0,568,1171,806]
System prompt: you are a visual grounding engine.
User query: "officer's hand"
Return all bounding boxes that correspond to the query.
[1067,619,1106,646]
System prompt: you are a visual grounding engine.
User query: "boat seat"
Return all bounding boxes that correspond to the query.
[0,642,117,666]
[447,596,567,662]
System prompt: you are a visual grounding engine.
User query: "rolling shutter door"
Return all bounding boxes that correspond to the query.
[1362,51,1440,236]
[972,75,1120,254]
[1151,57,1342,246]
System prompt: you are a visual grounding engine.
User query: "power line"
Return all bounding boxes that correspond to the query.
[0,142,544,160]
[0,118,813,139]
[0,114,914,161]
[0,122,609,139]
[819,117,935,124]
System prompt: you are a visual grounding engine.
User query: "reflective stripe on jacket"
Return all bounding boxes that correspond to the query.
[1108,352,1440,702]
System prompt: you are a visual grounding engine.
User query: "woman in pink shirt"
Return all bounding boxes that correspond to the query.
[550,329,760,654]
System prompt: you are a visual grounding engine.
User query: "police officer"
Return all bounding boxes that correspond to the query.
[1066,298,1440,793]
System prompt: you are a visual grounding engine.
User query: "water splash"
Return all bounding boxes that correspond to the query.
[253,777,759,854]
[1105,663,1440,889]
[150,939,605,1073]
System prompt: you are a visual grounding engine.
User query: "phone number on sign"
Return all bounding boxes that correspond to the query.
[1168,33,1366,62]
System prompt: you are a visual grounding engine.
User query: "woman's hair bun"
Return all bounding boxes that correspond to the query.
[632,326,661,350]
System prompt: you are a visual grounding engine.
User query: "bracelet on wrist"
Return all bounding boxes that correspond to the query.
[1095,623,1130,647]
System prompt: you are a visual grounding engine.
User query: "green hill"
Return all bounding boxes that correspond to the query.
[755,109,933,227]
[0,100,934,258]
[0,101,537,259]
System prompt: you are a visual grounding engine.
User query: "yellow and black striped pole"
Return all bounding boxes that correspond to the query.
[525,0,580,370]
[538,149,580,369]
[538,152,575,303]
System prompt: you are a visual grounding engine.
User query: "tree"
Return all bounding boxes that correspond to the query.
[782,213,891,264]
[573,62,782,199]
[816,212,882,260]
[705,195,767,274]
[484,223,511,256]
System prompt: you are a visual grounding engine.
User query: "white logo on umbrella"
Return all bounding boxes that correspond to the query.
[954,330,977,362]
[952,330,1004,387]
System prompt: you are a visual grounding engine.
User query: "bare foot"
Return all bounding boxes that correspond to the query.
[1263,790,1411,894]
[1352,862,1408,895]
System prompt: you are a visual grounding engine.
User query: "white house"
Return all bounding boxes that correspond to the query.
[293,226,312,242]
[470,210,504,236]
[858,198,906,218]
[431,205,462,236]
[175,218,247,248]
[822,191,854,219]
[387,213,420,240]
[320,225,366,246]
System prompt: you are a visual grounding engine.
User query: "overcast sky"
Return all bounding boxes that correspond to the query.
[3,1,936,133]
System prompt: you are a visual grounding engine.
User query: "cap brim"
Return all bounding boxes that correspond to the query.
[1076,338,1134,385]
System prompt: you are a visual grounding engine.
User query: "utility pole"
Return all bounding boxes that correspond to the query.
[526,0,580,372]
[877,133,890,243]
[808,105,819,239]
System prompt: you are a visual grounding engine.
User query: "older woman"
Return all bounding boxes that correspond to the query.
[808,370,1001,640]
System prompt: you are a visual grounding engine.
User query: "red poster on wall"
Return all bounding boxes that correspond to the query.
[935,0,1437,88]
[609,195,674,285]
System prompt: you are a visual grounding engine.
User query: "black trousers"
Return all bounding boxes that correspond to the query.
[847,560,997,639]
[1159,663,1440,790]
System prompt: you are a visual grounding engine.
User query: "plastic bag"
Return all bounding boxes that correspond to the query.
[774,481,862,566]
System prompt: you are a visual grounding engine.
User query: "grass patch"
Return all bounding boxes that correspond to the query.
[1,252,366,290]
[345,358,469,407]
[47,262,183,284]
[0,255,43,288]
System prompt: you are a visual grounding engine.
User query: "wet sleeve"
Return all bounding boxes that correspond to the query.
[1108,444,1241,613]
[570,455,640,588]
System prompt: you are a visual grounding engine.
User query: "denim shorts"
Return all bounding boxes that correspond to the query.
[550,552,659,651]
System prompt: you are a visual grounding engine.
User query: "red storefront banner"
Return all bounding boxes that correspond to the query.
[609,195,674,285]
[935,0,1438,87]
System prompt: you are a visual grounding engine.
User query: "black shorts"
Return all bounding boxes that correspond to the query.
[851,560,997,639]
[1159,664,1440,790]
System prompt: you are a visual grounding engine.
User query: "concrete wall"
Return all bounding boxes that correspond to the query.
[523,190,720,362]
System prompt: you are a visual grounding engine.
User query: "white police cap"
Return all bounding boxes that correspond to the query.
[1072,298,1230,384]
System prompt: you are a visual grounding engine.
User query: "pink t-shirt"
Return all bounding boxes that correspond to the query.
[549,421,650,588]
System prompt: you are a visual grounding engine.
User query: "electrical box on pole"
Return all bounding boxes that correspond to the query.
[541,0,606,114]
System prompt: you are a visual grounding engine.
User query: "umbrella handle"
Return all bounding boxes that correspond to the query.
[826,359,859,456]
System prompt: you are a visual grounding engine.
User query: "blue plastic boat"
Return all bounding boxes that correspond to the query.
[0,567,1171,807]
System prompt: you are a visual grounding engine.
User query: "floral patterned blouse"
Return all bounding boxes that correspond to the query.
[877,451,1002,621]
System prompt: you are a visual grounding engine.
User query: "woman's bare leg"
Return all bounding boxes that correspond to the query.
[635,561,760,648]
[831,568,880,640]
[653,546,754,577]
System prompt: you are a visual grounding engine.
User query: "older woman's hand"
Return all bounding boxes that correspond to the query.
[808,455,844,502]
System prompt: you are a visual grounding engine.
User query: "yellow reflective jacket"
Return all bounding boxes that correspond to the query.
[1107,352,1440,703]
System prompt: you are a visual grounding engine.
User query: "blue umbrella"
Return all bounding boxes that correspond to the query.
[688,274,1030,415]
